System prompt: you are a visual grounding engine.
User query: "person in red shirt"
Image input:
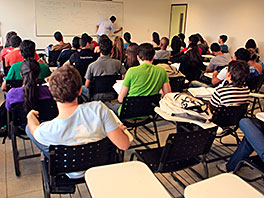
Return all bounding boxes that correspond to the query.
[0,31,17,62]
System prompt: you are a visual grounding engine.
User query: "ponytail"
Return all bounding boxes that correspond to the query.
[21,59,41,113]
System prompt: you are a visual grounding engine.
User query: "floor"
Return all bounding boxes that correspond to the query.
[0,90,264,198]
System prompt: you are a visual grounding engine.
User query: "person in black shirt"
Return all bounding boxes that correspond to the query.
[65,33,99,84]
[58,36,80,67]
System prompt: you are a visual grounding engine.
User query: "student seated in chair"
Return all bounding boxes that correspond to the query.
[106,43,171,114]
[84,37,126,102]
[1,40,51,91]
[154,37,171,61]
[51,31,71,51]
[26,65,129,178]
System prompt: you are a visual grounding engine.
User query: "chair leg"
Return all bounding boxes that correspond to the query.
[11,124,20,176]
[130,153,135,161]
[152,120,160,147]
[202,155,209,178]
[41,159,51,198]
[170,172,186,188]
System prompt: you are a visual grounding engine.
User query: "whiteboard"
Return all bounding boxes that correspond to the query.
[35,0,123,37]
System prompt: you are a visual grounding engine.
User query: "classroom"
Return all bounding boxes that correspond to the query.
[0,0,264,197]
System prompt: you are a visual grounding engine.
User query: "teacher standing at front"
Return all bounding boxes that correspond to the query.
[96,16,123,43]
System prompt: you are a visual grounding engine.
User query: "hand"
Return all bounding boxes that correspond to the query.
[27,110,39,120]
[212,70,218,78]
[119,27,123,31]
[118,122,127,132]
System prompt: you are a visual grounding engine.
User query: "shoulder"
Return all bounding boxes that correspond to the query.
[7,87,23,97]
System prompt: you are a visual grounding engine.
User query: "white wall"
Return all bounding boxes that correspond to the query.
[172,0,264,58]
[0,0,171,49]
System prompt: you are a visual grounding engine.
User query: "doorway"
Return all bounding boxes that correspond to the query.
[169,4,187,42]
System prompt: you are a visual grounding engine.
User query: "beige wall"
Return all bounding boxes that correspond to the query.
[172,0,264,58]
[0,0,171,49]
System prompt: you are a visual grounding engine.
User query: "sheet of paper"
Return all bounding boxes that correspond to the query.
[113,80,124,95]
[171,63,181,71]
[249,92,264,98]
[204,72,213,79]
[188,87,215,98]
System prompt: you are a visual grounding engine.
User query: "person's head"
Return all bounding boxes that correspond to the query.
[152,32,160,46]
[138,43,155,62]
[210,43,221,54]
[227,60,249,86]
[5,31,17,47]
[110,16,116,23]
[126,43,139,68]
[234,48,250,62]
[178,33,185,41]
[219,35,228,44]
[49,65,82,103]
[124,32,131,44]
[196,33,204,43]
[245,39,257,50]
[72,36,80,49]
[111,36,125,61]
[21,59,41,113]
[160,37,169,50]
[248,48,259,62]
[54,31,63,42]
[10,35,22,48]
[80,33,92,48]
[188,34,199,46]
[171,35,181,53]
[20,40,36,59]
[99,37,113,55]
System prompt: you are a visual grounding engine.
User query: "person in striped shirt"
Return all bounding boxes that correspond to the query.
[209,60,250,111]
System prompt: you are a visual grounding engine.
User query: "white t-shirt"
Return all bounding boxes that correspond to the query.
[97,19,114,36]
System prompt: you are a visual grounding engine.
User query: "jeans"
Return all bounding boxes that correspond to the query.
[25,125,49,158]
[226,118,264,171]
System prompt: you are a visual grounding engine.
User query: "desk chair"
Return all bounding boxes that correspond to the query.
[119,94,161,149]
[234,155,264,182]
[210,103,249,146]
[5,80,23,92]
[89,75,121,102]
[131,123,217,187]
[41,138,120,198]
[10,99,58,176]
[247,74,264,117]
[48,50,61,67]
[153,59,169,65]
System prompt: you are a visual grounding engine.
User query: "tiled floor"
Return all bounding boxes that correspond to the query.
[0,90,264,198]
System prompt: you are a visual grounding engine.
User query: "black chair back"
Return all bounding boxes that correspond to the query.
[169,76,185,92]
[6,80,23,92]
[153,59,169,65]
[48,50,61,67]
[247,74,264,93]
[11,99,58,127]
[160,125,217,165]
[119,94,161,120]
[210,103,248,127]
[49,138,119,176]
[90,75,121,95]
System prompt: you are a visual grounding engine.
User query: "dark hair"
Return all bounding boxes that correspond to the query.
[99,37,113,55]
[126,43,139,68]
[110,16,116,22]
[220,35,228,43]
[10,35,22,48]
[5,31,17,48]
[54,31,63,42]
[80,33,92,47]
[245,39,257,49]
[111,36,125,62]
[210,43,221,52]
[160,37,169,49]
[20,40,36,59]
[196,33,204,43]
[124,32,131,44]
[171,36,181,53]
[72,36,80,49]
[138,43,155,61]
[49,65,82,103]
[248,48,259,61]
[188,34,199,46]
[21,59,41,113]
[228,60,249,86]
[178,33,185,41]
[152,32,160,46]
[234,48,250,62]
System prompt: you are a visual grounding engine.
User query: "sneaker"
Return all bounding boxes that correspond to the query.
[216,162,227,173]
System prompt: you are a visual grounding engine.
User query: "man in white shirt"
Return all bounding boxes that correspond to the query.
[96,16,123,43]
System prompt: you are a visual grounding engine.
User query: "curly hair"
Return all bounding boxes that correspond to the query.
[49,65,82,102]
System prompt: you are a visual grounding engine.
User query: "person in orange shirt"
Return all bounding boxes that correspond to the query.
[5,35,43,67]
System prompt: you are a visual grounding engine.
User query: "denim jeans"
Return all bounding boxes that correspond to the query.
[226,118,264,171]
[25,125,49,158]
